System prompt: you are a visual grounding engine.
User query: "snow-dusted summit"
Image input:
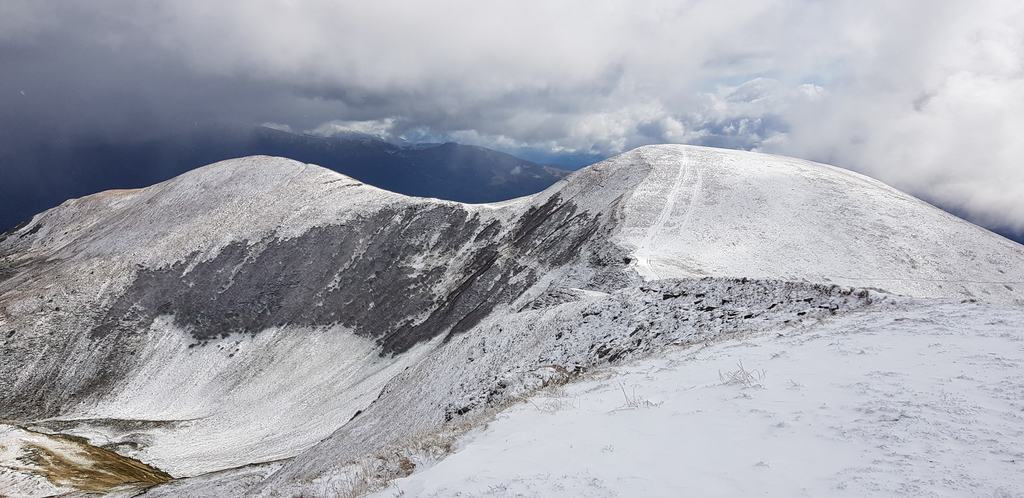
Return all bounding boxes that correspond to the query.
[554,145,1024,299]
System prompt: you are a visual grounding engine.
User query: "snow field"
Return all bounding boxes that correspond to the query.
[373,302,1024,497]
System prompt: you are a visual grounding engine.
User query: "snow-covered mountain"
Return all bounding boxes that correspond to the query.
[1,145,1021,496]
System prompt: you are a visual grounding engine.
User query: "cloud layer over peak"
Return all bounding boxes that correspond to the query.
[2,0,1022,235]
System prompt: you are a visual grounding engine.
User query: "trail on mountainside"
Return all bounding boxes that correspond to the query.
[639,149,702,279]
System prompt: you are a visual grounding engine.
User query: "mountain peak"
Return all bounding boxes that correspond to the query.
[545,144,1024,300]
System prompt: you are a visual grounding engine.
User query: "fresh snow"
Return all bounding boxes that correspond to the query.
[598,145,1024,302]
[373,302,1024,497]
[32,323,437,477]
[253,280,875,497]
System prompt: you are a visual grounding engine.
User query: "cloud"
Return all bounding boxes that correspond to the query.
[762,0,1024,235]
[1,0,1023,234]
[310,118,398,140]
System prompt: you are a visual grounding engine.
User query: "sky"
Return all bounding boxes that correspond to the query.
[2,0,1023,238]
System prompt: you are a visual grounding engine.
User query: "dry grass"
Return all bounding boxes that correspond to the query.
[21,431,171,492]
[610,382,662,412]
[719,360,767,388]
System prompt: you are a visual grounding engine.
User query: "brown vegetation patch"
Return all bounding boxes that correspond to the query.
[19,429,171,492]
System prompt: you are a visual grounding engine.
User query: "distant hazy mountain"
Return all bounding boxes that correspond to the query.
[0,125,569,232]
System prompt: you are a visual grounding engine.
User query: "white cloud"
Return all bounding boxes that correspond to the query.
[767,0,1024,233]
[310,118,398,139]
[260,122,293,133]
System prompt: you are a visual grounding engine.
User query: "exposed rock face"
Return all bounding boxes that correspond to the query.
[91,196,600,354]
[1,145,1022,496]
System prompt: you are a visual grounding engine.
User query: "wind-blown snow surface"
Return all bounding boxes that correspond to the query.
[370,301,1024,497]
[1,145,1022,496]
[610,147,1024,299]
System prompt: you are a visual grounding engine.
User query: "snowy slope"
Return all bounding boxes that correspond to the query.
[252,280,876,497]
[565,145,1024,301]
[370,301,1024,497]
[0,156,525,478]
[1,145,1022,496]
[0,154,594,487]
[24,326,434,477]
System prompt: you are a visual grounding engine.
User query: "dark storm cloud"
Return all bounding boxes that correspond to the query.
[0,19,337,143]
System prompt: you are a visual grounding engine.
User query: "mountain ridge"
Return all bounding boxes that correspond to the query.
[1,144,1022,496]
[0,126,570,233]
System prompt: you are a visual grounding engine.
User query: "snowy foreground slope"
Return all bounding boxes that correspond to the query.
[0,145,1022,496]
[371,301,1024,497]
